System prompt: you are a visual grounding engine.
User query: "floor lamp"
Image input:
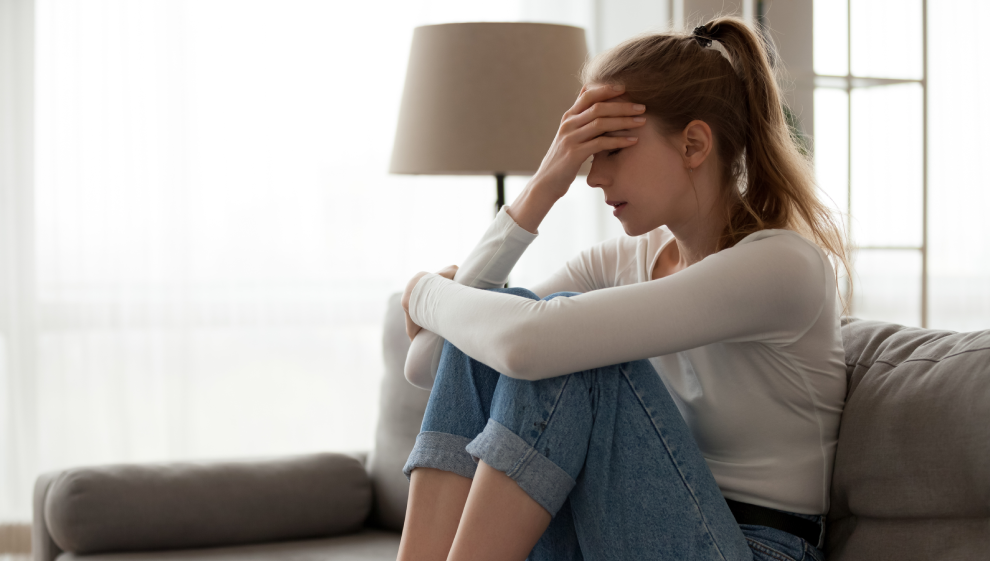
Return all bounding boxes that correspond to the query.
[389,22,589,217]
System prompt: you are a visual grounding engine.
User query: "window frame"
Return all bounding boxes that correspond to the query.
[813,0,929,326]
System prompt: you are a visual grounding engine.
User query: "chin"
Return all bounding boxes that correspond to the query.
[619,214,664,237]
[620,221,649,237]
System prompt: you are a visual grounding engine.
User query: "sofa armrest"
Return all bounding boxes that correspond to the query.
[33,471,64,561]
[36,452,371,557]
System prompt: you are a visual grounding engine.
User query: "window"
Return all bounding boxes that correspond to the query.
[814,0,990,330]
[814,0,925,327]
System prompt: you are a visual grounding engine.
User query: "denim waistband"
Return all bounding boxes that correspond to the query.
[726,499,824,549]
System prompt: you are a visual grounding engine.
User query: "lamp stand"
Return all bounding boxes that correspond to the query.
[494,172,506,216]
[494,172,509,288]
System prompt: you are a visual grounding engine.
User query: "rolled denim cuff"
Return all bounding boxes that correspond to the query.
[465,419,576,517]
[403,431,478,481]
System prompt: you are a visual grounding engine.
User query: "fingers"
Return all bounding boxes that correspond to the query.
[566,83,627,118]
[569,115,646,144]
[564,100,646,132]
[588,135,639,155]
[436,264,458,281]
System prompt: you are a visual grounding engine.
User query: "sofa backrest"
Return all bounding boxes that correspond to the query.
[827,318,990,560]
[366,293,430,531]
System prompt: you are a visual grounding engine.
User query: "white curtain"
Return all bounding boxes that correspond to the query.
[0,0,38,529]
[927,0,990,331]
[2,0,672,522]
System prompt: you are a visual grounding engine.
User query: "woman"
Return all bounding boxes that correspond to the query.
[397,17,847,561]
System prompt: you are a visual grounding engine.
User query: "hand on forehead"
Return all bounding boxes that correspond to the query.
[574,83,648,141]
[595,89,640,137]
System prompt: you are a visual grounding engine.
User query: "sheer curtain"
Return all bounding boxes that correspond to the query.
[0,0,38,529]
[928,0,990,331]
[2,0,670,522]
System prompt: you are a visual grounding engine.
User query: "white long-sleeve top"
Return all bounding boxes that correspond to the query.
[406,206,846,515]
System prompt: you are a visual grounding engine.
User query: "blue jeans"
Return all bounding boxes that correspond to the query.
[403,288,826,561]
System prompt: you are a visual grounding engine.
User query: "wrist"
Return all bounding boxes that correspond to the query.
[524,176,567,203]
[506,180,560,234]
[402,271,430,312]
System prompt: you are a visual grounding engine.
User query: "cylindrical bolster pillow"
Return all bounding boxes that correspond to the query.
[44,453,371,554]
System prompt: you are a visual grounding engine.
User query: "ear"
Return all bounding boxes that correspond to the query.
[680,120,713,170]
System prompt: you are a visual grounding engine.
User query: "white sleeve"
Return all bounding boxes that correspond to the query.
[403,206,538,389]
[409,231,830,381]
[404,215,632,388]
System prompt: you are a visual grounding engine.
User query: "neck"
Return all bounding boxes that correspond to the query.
[668,212,724,268]
[667,172,727,268]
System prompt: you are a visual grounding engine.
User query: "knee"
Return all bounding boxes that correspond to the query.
[486,286,539,301]
[542,291,581,301]
[484,287,583,302]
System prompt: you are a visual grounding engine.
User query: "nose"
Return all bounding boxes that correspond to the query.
[586,157,610,189]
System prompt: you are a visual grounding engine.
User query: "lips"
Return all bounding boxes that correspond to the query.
[606,200,627,217]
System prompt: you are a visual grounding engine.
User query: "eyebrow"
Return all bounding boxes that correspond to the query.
[603,129,635,136]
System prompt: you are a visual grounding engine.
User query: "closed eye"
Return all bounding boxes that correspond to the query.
[607,148,622,156]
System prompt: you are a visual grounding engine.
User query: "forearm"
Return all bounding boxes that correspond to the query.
[503,178,562,235]
[447,205,539,289]
[404,329,444,390]
[403,205,541,387]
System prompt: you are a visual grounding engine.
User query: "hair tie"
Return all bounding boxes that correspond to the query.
[692,25,713,48]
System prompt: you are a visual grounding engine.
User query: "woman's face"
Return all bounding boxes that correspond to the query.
[586,105,696,237]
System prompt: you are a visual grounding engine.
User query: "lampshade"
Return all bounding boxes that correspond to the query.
[389,22,589,176]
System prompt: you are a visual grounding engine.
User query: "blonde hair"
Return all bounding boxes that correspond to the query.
[582,17,851,310]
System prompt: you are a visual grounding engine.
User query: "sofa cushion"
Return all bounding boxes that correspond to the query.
[824,516,989,560]
[55,529,400,560]
[827,318,990,559]
[365,293,431,531]
[45,453,371,555]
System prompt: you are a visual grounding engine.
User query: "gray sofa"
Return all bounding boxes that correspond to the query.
[33,294,990,560]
